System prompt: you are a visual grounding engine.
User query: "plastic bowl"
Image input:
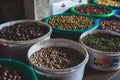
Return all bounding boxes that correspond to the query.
[0,20,52,61]
[97,16,120,34]
[93,0,120,9]
[45,13,98,41]
[27,39,89,80]
[0,58,38,80]
[79,30,120,71]
[114,9,120,18]
[71,4,114,18]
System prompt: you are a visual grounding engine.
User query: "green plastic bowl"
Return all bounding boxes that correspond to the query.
[0,58,38,80]
[93,0,120,9]
[45,13,98,41]
[71,4,114,18]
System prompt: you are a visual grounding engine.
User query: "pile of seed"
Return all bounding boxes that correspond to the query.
[97,0,120,7]
[0,65,23,80]
[76,6,110,14]
[100,19,120,32]
[30,47,84,70]
[0,22,49,41]
[48,15,94,30]
[82,33,120,52]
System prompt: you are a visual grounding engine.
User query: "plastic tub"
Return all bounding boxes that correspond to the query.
[114,9,120,18]
[0,58,38,80]
[0,20,52,62]
[79,30,120,71]
[93,0,120,9]
[71,4,114,18]
[97,16,120,34]
[27,39,89,80]
[45,13,98,41]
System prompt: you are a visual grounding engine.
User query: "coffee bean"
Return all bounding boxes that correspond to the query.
[0,65,23,80]
[76,6,110,14]
[30,47,84,70]
[100,19,120,32]
[0,22,49,41]
[48,15,94,30]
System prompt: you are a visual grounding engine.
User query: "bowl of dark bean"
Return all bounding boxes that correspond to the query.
[93,0,120,9]
[0,20,52,61]
[0,58,38,80]
[45,13,98,41]
[79,30,120,71]
[97,16,120,33]
[27,39,89,80]
[71,4,114,18]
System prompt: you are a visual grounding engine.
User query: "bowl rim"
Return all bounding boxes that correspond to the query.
[27,39,89,75]
[0,20,52,45]
[0,58,38,80]
[71,4,114,18]
[45,13,98,33]
[79,30,120,56]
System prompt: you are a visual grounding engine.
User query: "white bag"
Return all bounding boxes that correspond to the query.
[50,0,88,15]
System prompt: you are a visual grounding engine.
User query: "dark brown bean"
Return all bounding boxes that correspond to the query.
[76,6,110,14]
[0,65,23,80]
[30,47,84,70]
[0,22,49,41]
[100,19,120,32]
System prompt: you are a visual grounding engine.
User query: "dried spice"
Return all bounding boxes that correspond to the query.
[97,0,120,7]
[100,19,120,32]
[0,65,23,80]
[48,15,94,30]
[82,33,120,52]
[30,47,84,70]
[76,6,110,14]
[0,22,49,41]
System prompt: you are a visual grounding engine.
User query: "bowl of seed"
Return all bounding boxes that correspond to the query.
[0,58,38,80]
[93,0,120,9]
[71,4,114,18]
[45,13,98,41]
[0,20,52,61]
[27,39,89,80]
[97,16,120,33]
[79,30,120,71]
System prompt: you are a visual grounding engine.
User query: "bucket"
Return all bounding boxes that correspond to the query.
[27,39,89,80]
[79,30,120,71]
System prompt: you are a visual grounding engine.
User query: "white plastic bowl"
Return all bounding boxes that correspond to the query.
[27,39,89,80]
[0,20,52,61]
[79,30,120,71]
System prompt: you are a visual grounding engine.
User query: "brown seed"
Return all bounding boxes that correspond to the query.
[30,47,85,70]
[48,15,94,30]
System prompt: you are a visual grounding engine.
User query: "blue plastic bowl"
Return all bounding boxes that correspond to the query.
[97,16,120,34]
[114,9,120,17]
